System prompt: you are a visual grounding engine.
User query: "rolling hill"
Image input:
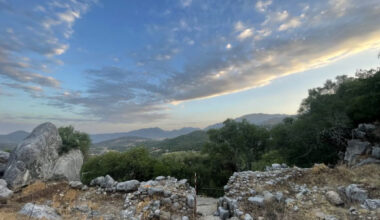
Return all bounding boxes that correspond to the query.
[91,130,208,154]
[90,127,200,143]
[205,113,290,130]
[0,130,29,151]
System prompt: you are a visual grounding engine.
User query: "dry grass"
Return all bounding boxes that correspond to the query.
[293,164,380,190]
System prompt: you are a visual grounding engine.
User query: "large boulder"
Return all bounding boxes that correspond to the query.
[344,140,370,166]
[52,149,83,181]
[3,122,62,189]
[0,150,10,175]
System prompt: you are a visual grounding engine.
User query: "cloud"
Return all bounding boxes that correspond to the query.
[180,0,192,8]
[255,0,272,12]
[3,83,43,94]
[52,0,380,123]
[278,18,302,31]
[5,0,380,127]
[238,29,254,40]
[0,0,95,90]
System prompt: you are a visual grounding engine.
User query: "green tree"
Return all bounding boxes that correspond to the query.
[58,126,91,160]
[203,119,269,171]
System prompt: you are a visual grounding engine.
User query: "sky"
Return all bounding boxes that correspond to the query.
[0,0,380,134]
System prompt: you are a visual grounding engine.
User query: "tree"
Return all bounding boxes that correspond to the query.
[58,126,91,160]
[203,119,269,172]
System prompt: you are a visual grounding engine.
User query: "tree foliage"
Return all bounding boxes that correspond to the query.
[58,126,91,159]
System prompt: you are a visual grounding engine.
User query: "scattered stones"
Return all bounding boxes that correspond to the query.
[19,203,62,220]
[325,191,344,206]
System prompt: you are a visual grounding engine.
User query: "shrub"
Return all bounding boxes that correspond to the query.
[58,126,91,159]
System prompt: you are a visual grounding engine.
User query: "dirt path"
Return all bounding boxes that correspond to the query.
[196,196,219,220]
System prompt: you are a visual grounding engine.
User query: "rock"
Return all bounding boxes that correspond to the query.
[354,157,380,167]
[155,176,166,181]
[272,163,282,170]
[186,194,194,208]
[345,184,368,203]
[358,123,376,132]
[148,187,164,196]
[244,213,253,220]
[3,122,61,189]
[274,191,284,202]
[371,146,380,159]
[0,150,10,175]
[0,179,13,202]
[325,191,344,206]
[248,196,264,206]
[218,206,229,220]
[263,191,275,203]
[116,180,140,192]
[90,176,105,186]
[103,175,116,189]
[52,149,83,181]
[19,203,62,220]
[363,199,380,210]
[182,216,189,220]
[344,140,370,166]
[69,181,83,189]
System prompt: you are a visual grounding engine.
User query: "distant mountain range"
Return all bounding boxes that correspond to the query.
[91,130,209,155]
[90,113,291,154]
[0,113,291,152]
[0,130,29,151]
[90,127,200,143]
[205,113,291,130]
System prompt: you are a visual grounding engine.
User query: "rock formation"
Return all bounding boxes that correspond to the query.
[52,149,83,181]
[344,123,380,167]
[3,122,83,189]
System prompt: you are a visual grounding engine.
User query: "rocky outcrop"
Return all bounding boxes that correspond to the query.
[3,122,61,189]
[52,149,83,181]
[0,150,9,175]
[3,122,83,189]
[19,203,62,220]
[344,123,380,167]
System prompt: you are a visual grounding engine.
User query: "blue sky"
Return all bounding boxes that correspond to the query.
[0,0,380,134]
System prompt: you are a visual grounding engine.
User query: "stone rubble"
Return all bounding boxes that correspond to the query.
[89,175,196,219]
[214,164,380,220]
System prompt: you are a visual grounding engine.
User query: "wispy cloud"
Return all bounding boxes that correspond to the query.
[0,0,95,92]
[2,0,380,128]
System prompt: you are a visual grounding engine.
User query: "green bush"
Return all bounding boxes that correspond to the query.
[251,150,286,171]
[58,126,91,159]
